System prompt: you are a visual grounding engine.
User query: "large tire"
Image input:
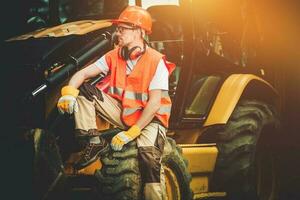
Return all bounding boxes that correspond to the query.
[95,141,142,200]
[95,137,192,200]
[204,99,279,199]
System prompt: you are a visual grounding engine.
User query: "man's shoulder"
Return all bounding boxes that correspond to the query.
[105,47,120,57]
[146,46,163,58]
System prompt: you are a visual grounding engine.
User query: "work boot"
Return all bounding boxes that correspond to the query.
[74,136,109,170]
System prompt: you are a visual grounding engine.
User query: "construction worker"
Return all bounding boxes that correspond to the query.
[57,6,175,200]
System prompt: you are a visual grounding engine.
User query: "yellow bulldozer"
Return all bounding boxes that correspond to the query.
[2,0,280,199]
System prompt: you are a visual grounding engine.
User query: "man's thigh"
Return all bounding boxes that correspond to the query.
[137,122,166,148]
[94,91,126,129]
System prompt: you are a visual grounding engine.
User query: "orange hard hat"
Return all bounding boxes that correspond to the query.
[112,6,152,34]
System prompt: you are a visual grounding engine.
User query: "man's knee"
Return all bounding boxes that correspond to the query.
[139,146,162,183]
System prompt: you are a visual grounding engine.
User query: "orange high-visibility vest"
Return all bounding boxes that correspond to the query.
[105,47,175,127]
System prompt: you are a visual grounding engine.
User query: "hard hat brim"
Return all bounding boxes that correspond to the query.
[111,19,128,25]
[110,19,152,34]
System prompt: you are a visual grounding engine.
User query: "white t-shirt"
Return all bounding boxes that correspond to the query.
[94,55,169,90]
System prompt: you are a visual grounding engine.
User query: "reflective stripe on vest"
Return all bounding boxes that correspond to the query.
[123,107,143,116]
[108,86,124,97]
[124,91,148,102]
[124,90,170,102]
[105,47,175,127]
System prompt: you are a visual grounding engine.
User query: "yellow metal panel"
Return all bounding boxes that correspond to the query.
[190,176,209,194]
[180,144,218,173]
[204,74,276,126]
[168,129,204,144]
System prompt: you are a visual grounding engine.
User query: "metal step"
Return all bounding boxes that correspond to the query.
[194,192,226,199]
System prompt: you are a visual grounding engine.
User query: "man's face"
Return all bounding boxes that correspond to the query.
[115,23,140,47]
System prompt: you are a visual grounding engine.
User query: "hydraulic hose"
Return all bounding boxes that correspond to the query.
[31,31,111,97]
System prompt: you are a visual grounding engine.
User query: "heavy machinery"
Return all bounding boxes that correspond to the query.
[2,0,280,199]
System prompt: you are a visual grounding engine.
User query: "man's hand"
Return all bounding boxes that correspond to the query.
[111,125,141,151]
[57,85,79,114]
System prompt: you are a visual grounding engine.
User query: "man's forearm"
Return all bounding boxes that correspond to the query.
[135,100,160,129]
[68,63,102,89]
[68,71,86,89]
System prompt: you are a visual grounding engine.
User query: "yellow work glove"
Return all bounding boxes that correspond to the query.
[57,85,79,114]
[111,125,141,151]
